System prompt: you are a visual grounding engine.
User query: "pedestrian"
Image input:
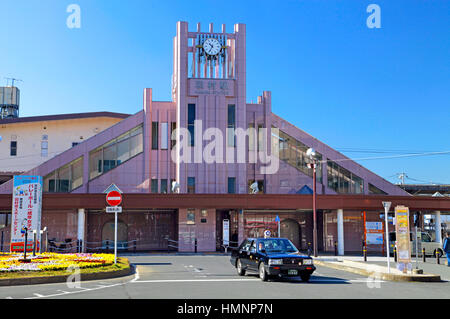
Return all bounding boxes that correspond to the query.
[443,232,450,267]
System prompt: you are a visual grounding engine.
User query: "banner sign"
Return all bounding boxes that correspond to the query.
[395,205,411,265]
[10,176,43,252]
[223,219,230,246]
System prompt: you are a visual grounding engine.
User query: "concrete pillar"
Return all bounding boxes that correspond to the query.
[77,208,85,252]
[337,209,344,255]
[435,211,442,244]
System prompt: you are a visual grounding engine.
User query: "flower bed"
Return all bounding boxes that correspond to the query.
[0,252,115,272]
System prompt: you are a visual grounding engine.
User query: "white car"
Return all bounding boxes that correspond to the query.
[389,231,444,258]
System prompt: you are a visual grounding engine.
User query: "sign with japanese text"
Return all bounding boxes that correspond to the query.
[395,205,411,264]
[10,176,43,252]
[188,79,235,96]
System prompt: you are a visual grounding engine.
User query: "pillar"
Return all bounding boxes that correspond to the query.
[337,209,344,255]
[435,211,442,244]
[77,208,85,252]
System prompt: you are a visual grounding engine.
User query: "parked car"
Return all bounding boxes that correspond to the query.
[389,231,444,258]
[230,237,315,282]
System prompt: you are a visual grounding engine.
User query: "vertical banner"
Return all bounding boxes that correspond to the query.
[395,205,411,272]
[223,219,230,246]
[10,176,43,252]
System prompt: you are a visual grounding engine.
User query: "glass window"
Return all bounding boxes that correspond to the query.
[248,123,255,151]
[152,122,159,150]
[228,177,236,194]
[227,105,236,147]
[248,180,264,194]
[10,141,17,156]
[271,128,323,183]
[161,179,168,194]
[170,122,177,149]
[327,159,364,194]
[187,210,195,224]
[151,179,158,193]
[161,122,168,150]
[369,183,387,195]
[187,177,195,194]
[88,125,143,180]
[41,141,48,157]
[44,157,83,193]
[258,124,265,151]
[188,104,195,147]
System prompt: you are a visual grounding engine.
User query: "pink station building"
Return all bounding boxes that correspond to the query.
[2,21,441,256]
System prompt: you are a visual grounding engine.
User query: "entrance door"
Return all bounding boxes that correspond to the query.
[281,219,301,250]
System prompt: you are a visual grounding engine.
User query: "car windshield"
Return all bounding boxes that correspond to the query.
[257,238,299,254]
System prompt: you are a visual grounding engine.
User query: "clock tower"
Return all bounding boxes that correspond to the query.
[172,21,247,193]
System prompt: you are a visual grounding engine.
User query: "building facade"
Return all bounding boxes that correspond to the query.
[0,22,447,255]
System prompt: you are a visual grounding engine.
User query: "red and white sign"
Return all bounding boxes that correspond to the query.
[106,191,122,206]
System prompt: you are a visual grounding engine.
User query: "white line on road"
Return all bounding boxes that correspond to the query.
[131,278,260,283]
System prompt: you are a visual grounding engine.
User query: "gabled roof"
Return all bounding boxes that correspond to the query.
[0,112,130,125]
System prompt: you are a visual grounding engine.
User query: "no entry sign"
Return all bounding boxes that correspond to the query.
[106,191,122,206]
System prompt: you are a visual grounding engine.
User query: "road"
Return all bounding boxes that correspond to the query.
[0,254,449,299]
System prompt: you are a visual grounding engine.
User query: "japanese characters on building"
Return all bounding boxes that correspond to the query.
[10,176,43,252]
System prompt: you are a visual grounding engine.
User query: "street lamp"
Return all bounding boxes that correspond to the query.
[307,148,318,257]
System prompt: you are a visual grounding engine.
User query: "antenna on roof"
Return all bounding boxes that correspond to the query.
[5,77,23,87]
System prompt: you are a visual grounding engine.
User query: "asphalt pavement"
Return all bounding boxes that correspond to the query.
[0,254,449,299]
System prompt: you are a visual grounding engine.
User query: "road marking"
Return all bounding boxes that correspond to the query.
[33,293,45,297]
[130,278,259,283]
[5,296,13,299]
[25,283,125,299]
[131,267,140,282]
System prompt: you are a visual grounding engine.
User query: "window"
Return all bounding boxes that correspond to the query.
[41,141,48,157]
[248,180,264,194]
[187,209,195,224]
[248,123,255,151]
[227,105,236,147]
[152,122,159,150]
[271,128,323,183]
[258,124,265,151]
[72,142,79,147]
[44,157,83,192]
[151,179,158,193]
[188,104,195,146]
[228,177,236,194]
[170,122,177,149]
[170,179,176,193]
[10,141,17,156]
[327,159,364,194]
[161,179,168,194]
[89,125,143,180]
[369,183,387,195]
[161,122,168,150]
[187,177,195,194]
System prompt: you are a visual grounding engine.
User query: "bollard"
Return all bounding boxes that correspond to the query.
[334,241,337,256]
[363,246,367,262]
[394,246,397,263]
[32,232,37,257]
[436,251,440,265]
[422,248,426,263]
[195,238,198,253]
[307,243,312,257]
[106,240,110,252]
[133,240,137,253]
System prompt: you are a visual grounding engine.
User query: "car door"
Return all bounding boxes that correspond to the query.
[247,240,259,271]
[238,240,252,269]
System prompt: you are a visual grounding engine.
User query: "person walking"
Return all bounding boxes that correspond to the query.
[443,232,450,267]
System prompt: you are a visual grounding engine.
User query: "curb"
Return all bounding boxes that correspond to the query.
[314,260,441,282]
[0,258,132,287]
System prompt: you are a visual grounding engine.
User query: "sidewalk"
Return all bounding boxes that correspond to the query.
[314,255,449,282]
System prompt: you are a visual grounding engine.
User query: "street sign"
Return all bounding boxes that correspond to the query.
[264,230,271,238]
[106,206,122,213]
[106,191,122,206]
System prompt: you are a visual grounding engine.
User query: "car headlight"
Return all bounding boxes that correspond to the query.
[302,259,313,265]
[268,259,283,265]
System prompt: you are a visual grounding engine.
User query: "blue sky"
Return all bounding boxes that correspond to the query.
[0,0,449,184]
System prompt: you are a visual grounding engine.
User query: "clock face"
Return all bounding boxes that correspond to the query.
[203,38,221,56]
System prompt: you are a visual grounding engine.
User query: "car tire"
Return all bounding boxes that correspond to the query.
[434,249,443,258]
[259,262,268,281]
[300,273,311,282]
[236,259,246,276]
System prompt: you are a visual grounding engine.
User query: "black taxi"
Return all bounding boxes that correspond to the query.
[230,237,315,282]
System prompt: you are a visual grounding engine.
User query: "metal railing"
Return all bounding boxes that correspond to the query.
[165,236,179,253]
[216,239,239,253]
